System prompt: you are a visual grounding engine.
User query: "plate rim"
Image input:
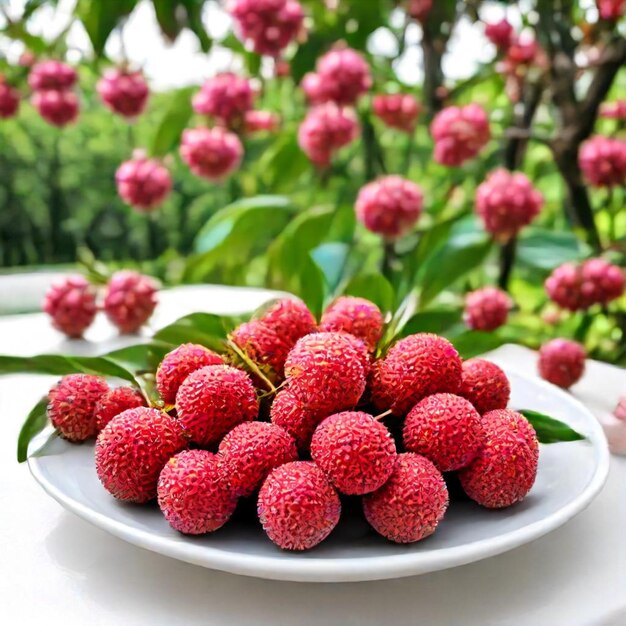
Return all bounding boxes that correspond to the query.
[28,367,610,583]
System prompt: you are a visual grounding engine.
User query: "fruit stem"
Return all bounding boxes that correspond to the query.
[226,338,276,393]
[374,409,392,421]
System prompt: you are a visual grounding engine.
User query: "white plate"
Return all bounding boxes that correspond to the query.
[28,369,609,583]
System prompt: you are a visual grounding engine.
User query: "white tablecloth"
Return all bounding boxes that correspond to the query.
[0,285,624,626]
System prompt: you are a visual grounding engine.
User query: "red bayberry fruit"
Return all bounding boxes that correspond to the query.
[97,68,149,118]
[28,60,77,91]
[180,126,243,180]
[103,270,158,334]
[464,286,512,332]
[579,136,626,188]
[372,93,421,132]
[115,155,172,211]
[32,89,79,127]
[94,386,146,431]
[0,80,20,118]
[458,358,511,414]
[192,73,254,127]
[538,338,586,389]
[42,275,97,338]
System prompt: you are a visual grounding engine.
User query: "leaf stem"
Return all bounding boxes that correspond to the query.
[226,338,276,393]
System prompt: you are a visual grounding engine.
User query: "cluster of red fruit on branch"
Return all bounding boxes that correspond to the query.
[42,270,159,338]
[43,296,547,551]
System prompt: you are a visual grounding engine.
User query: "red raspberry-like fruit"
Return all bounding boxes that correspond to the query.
[320,296,384,352]
[301,71,325,105]
[355,175,424,239]
[431,104,490,167]
[298,102,359,166]
[28,60,77,90]
[459,358,510,414]
[538,338,586,389]
[95,407,187,503]
[373,333,463,415]
[372,93,421,132]
[97,68,149,118]
[259,297,317,344]
[464,286,512,331]
[156,343,224,405]
[600,100,626,120]
[192,73,254,127]
[0,80,20,118]
[475,168,544,241]
[311,411,397,495]
[485,18,514,50]
[94,386,145,431]
[32,89,79,127]
[48,374,109,442]
[176,364,258,446]
[310,46,372,106]
[597,0,626,20]
[158,450,237,534]
[506,34,540,66]
[284,331,369,414]
[42,275,98,338]
[103,270,158,334]
[403,393,484,472]
[230,320,292,378]
[228,0,305,57]
[180,126,243,180]
[545,259,625,311]
[257,461,341,550]
[270,388,327,450]
[459,409,538,508]
[363,452,448,543]
[218,421,297,496]
[115,155,172,212]
[244,110,279,133]
[406,0,433,22]
[579,135,626,188]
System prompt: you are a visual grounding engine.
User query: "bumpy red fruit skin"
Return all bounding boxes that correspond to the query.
[459,409,538,509]
[363,453,448,544]
[538,338,586,389]
[372,93,420,132]
[115,156,172,211]
[320,296,384,352]
[244,110,279,133]
[95,407,187,503]
[32,89,79,127]
[97,68,149,118]
[28,60,77,90]
[270,388,326,450]
[597,0,626,22]
[464,286,512,332]
[157,450,237,534]
[475,168,544,241]
[42,275,97,338]
[180,126,243,180]
[257,461,341,551]
[156,343,224,405]
[459,358,510,415]
[94,386,145,431]
[259,297,317,344]
[430,104,490,167]
[231,320,292,377]
[600,100,626,120]
[403,393,484,472]
[485,18,514,50]
[284,332,369,414]
[355,175,424,239]
[192,72,254,127]
[103,270,158,334]
[218,422,297,496]
[298,103,359,166]
[374,333,463,415]
[579,136,626,188]
[48,374,109,442]
[0,81,20,118]
[311,411,397,495]
[176,364,259,446]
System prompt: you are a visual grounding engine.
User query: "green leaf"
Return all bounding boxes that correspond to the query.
[0,354,137,382]
[76,0,138,56]
[418,219,493,307]
[17,397,48,463]
[149,87,195,157]
[186,196,295,282]
[311,242,350,294]
[517,228,591,272]
[180,0,212,52]
[104,343,172,374]
[344,273,395,312]
[519,409,586,444]
[152,0,183,41]
[152,313,237,351]
[401,309,462,336]
[450,330,507,359]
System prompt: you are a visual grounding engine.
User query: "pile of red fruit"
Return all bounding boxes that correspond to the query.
[43,295,540,551]
[28,60,80,127]
[42,270,158,337]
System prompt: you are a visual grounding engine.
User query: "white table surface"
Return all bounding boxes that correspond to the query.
[0,284,625,626]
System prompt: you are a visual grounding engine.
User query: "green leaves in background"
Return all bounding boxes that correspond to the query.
[344,273,395,313]
[16,397,48,463]
[517,228,591,273]
[76,0,138,56]
[401,309,462,336]
[150,87,195,157]
[153,312,236,350]
[519,409,586,444]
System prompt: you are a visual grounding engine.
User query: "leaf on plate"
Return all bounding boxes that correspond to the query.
[152,312,237,351]
[17,396,48,463]
[519,409,586,444]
